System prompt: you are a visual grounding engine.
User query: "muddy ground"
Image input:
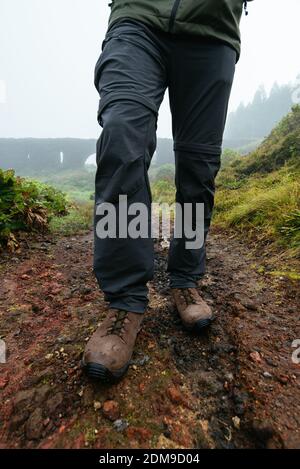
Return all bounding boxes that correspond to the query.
[0,230,299,449]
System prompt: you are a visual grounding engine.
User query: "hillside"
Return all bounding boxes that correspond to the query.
[224,82,294,144]
[215,105,300,262]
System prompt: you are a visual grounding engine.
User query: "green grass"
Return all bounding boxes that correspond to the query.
[214,106,300,259]
[214,166,300,254]
[24,168,95,203]
[49,202,93,236]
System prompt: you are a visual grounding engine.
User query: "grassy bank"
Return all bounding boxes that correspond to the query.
[49,202,93,236]
[214,105,300,260]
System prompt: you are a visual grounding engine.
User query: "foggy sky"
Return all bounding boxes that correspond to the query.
[0,0,299,139]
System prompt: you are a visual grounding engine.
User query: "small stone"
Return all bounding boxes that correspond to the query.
[232,416,241,429]
[113,419,129,432]
[265,357,278,367]
[242,300,258,311]
[250,351,262,363]
[21,275,30,280]
[277,375,289,385]
[167,386,184,405]
[59,425,66,434]
[225,372,234,382]
[102,400,120,421]
[94,401,102,411]
[0,375,9,389]
[139,382,146,393]
[263,371,273,379]
[131,355,150,366]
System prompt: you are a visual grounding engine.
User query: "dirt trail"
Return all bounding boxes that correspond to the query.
[0,230,299,449]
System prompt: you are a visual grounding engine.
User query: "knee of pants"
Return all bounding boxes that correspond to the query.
[174,146,221,202]
[95,101,156,203]
[98,100,157,164]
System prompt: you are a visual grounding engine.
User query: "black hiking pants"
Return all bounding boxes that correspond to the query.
[94,20,236,313]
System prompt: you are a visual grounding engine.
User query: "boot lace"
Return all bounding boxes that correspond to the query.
[106,310,128,336]
[181,288,199,305]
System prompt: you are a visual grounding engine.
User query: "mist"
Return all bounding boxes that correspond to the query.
[0,0,300,139]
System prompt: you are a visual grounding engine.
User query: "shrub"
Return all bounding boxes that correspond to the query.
[0,169,68,249]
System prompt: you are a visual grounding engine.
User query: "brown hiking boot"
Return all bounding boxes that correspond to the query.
[172,288,214,332]
[82,308,143,382]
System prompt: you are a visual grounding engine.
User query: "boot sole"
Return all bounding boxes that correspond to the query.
[81,359,130,383]
[182,314,215,333]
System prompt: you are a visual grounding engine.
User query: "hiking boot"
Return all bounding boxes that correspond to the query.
[82,308,143,382]
[172,288,214,332]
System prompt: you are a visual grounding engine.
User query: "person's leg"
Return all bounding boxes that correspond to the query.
[83,22,168,382]
[168,39,236,288]
[93,21,168,313]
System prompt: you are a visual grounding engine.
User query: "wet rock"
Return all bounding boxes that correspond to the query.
[102,400,120,421]
[113,419,129,432]
[25,408,44,440]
